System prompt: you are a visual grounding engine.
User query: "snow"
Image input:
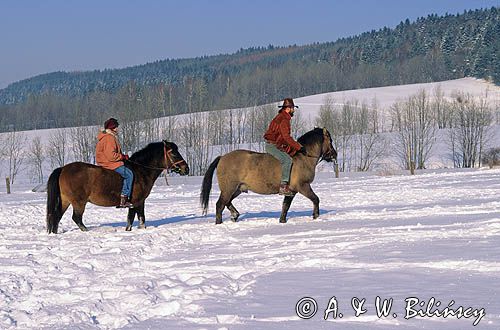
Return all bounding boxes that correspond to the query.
[1,168,500,329]
[1,77,500,329]
[295,77,500,122]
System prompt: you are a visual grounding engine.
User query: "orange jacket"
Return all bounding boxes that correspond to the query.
[264,110,302,156]
[95,130,124,170]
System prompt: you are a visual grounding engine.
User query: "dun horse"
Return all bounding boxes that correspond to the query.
[46,141,189,233]
[201,127,337,224]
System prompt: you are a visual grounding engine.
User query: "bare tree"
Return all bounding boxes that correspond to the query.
[253,104,279,151]
[433,86,453,129]
[316,96,336,130]
[216,108,250,153]
[447,93,492,168]
[70,126,97,163]
[209,110,227,150]
[142,119,156,145]
[47,129,68,169]
[316,97,345,166]
[234,109,247,145]
[4,131,26,184]
[28,136,45,183]
[391,90,436,173]
[0,135,5,178]
[119,119,141,153]
[116,82,143,152]
[179,112,212,176]
[353,103,388,171]
[161,115,178,142]
[291,106,308,139]
[246,107,258,149]
[332,102,357,171]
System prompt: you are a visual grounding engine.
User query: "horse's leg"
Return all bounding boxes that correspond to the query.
[71,202,88,232]
[125,207,137,231]
[298,184,320,219]
[136,203,146,229]
[50,200,70,234]
[215,195,226,225]
[279,195,296,223]
[215,190,234,225]
[227,191,241,222]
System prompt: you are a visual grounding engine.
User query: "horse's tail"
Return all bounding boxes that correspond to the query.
[201,156,221,215]
[46,167,63,234]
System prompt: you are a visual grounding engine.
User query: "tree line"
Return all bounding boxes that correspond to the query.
[316,88,498,173]
[0,7,498,132]
[0,89,497,184]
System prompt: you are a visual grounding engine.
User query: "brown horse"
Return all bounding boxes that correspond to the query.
[46,141,189,233]
[201,127,337,224]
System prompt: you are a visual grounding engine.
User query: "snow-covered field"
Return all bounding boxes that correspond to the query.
[1,168,500,329]
[296,77,499,121]
[1,78,500,329]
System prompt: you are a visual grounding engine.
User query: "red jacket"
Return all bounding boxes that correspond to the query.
[95,131,124,170]
[264,110,302,156]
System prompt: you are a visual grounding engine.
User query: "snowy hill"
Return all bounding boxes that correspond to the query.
[295,77,499,122]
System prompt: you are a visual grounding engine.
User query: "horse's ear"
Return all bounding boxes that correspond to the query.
[323,127,327,135]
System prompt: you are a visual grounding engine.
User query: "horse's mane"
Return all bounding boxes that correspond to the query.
[297,128,324,147]
[130,141,179,164]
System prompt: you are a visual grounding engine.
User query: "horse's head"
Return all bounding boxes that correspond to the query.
[320,128,337,162]
[163,141,189,175]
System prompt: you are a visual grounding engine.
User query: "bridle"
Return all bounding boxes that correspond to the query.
[302,129,336,163]
[162,142,187,172]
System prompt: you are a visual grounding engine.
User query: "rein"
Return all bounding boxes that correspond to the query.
[301,151,320,159]
[126,159,168,171]
[301,150,336,166]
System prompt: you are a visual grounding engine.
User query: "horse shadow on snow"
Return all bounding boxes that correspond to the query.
[100,208,337,230]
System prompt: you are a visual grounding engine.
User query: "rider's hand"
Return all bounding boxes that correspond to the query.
[121,154,129,160]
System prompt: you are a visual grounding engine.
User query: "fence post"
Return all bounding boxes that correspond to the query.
[334,161,340,178]
[6,176,11,194]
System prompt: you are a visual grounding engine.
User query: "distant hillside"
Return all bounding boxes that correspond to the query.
[0,7,498,131]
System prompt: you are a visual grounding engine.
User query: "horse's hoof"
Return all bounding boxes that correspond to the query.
[215,220,222,225]
[279,219,287,223]
[125,226,132,231]
[313,213,319,219]
[79,225,89,232]
[138,224,146,229]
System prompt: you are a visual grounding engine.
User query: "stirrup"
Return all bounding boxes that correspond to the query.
[279,183,294,196]
[117,195,134,208]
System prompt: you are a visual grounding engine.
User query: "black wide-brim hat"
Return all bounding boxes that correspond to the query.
[278,97,299,109]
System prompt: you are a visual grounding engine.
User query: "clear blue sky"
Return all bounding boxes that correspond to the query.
[0,0,497,88]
